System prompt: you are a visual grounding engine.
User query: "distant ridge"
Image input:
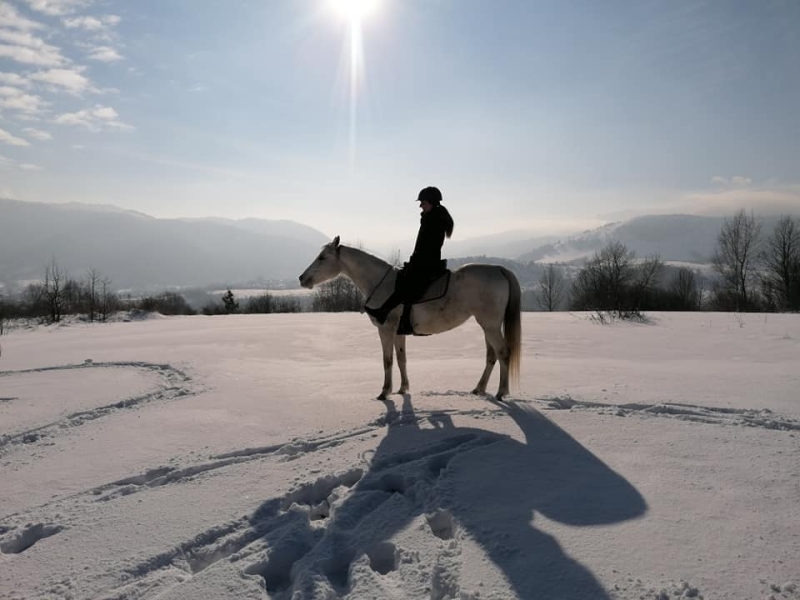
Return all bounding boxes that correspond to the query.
[0,199,329,289]
[517,215,727,264]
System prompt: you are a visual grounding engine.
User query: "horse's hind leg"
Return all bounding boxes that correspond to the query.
[482,326,511,399]
[394,335,409,394]
[472,334,497,395]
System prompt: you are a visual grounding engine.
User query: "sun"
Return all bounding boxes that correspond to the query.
[330,0,380,23]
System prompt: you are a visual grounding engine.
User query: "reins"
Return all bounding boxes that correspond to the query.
[363,266,394,308]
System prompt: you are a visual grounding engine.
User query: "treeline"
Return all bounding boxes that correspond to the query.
[0,269,365,334]
[526,211,800,316]
[200,277,363,315]
[2,210,796,333]
[0,259,200,332]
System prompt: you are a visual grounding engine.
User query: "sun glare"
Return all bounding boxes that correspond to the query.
[327,0,380,171]
[330,0,379,23]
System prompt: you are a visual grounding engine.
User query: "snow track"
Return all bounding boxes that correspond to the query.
[0,362,196,456]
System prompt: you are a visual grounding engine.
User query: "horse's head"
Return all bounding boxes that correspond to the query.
[299,235,343,289]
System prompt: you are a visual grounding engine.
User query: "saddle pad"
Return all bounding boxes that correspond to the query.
[364,270,451,309]
[417,271,450,303]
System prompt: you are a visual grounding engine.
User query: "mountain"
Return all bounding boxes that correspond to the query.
[0,199,330,289]
[182,217,328,247]
[517,215,729,264]
[443,230,563,260]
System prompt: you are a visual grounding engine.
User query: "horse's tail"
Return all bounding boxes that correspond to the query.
[500,267,521,389]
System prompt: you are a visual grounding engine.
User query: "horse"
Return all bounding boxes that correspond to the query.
[298,236,521,400]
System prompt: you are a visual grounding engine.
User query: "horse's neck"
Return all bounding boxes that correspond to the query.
[339,246,392,296]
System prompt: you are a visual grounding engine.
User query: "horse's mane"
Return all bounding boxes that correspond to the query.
[340,245,393,271]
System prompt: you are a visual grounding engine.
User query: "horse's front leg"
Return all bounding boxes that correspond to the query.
[377,326,396,400]
[394,335,409,394]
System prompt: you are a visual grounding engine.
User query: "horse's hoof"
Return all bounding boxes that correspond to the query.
[395,388,408,395]
[377,392,388,401]
[471,387,486,395]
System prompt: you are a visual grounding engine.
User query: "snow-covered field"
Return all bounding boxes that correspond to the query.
[1,312,798,600]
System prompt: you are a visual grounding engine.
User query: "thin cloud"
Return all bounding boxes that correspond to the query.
[681,185,800,217]
[0,85,48,114]
[0,127,30,146]
[23,127,52,140]
[0,71,31,88]
[64,13,122,46]
[0,3,44,31]
[87,45,122,62]
[0,5,67,66]
[710,175,752,187]
[0,28,51,49]
[18,162,43,170]
[52,104,132,131]
[21,0,93,17]
[30,67,91,94]
[0,42,66,66]
[63,14,120,30]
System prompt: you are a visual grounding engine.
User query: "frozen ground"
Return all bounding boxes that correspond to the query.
[0,312,798,600]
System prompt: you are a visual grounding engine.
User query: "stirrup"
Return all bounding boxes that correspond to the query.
[397,304,413,335]
[396,317,413,335]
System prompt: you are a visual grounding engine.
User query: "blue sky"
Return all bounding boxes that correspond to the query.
[1,0,798,250]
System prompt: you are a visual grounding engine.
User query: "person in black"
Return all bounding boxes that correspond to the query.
[366,186,454,333]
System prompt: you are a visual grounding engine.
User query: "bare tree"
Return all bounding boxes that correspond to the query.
[0,297,6,336]
[84,269,100,322]
[99,277,116,322]
[244,293,274,314]
[571,241,636,313]
[762,215,800,311]
[313,276,364,312]
[713,209,762,311]
[669,267,699,310]
[388,248,403,268]
[535,264,566,311]
[42,258,67,323]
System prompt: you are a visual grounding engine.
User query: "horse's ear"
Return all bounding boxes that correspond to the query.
[332,235,340,248]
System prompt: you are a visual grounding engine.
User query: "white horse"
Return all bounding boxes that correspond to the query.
[299,236,521,400]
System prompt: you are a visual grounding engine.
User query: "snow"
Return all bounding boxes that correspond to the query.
[1,312,798,600]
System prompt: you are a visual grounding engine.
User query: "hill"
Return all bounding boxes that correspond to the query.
[0,199,330,289]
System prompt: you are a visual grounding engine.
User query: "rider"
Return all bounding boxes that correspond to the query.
[366,186,454,332]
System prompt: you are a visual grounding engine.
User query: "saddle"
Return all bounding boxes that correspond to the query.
[402,260,451,304]
[396,261,450,336]
[363,260,451,336]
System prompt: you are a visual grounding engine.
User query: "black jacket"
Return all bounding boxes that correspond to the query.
[409,205,454,269]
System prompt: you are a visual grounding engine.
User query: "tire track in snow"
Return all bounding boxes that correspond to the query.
[0,362,196,455]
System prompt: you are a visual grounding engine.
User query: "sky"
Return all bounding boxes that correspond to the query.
[1,0,799,248]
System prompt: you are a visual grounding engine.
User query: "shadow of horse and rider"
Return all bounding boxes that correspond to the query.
[247,397,647,599]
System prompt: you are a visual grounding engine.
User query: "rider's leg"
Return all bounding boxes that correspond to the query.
[365,291,403,324]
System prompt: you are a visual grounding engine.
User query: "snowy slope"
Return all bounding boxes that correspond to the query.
[1,313,798,600]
